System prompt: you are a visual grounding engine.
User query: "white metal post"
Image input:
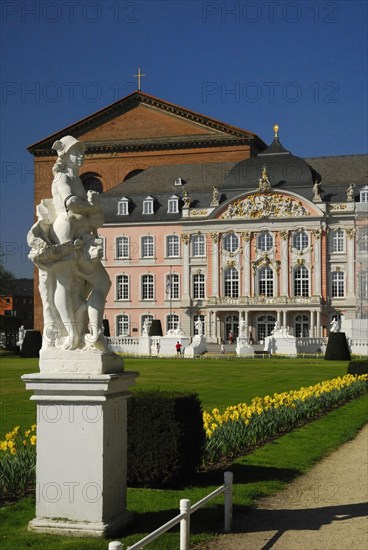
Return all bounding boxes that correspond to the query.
[109,542,123,550]
[224,471,233,532]
[180,498,191,550]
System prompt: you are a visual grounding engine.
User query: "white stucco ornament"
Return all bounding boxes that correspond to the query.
[27,136,121,373]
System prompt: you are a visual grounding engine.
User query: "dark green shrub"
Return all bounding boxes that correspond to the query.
[324,332,351,360]
[20,330,42,358]
[347,360,368,376]
[150,320,163,336]
[127,390,205,488]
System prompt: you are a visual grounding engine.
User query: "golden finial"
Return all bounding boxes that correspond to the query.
[273,124,279,138]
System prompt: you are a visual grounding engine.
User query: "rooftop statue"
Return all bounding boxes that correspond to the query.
[27,136,111,352]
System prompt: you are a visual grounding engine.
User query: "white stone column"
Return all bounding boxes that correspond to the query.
[22,371,137,537]
[313,231,322,296]
[280,231,289,296]
[346,230,355,297]
[182,234,190,298]
[277,311,281,325]
[211,233,220,297]
[243,233,251,297]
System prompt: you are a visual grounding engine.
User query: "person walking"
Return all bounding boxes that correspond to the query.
[220,343,225,355]
[156,342,160,355]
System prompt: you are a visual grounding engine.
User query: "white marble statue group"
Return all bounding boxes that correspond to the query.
[27,136,110,352]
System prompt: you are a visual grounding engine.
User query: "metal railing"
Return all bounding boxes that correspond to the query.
[108,471,233,550]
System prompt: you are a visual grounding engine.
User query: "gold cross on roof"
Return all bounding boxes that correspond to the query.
[133,67,146,91]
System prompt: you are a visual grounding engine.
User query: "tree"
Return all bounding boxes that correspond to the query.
[0,262,16,295]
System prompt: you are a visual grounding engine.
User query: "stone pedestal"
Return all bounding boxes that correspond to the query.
[22,370,138,537]
[265,331,298,357]
[159,335,190,357]
[184,335,207,357]
[236,337,255,357]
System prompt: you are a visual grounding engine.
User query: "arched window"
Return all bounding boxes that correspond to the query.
[259,267,273,296]
[143,196,154,215]
[116,236,129,259]
[168,195,179,214]
[166,235,180,257]
[166,273,179,299]
[116,274,129,300]
[116,314,129,336]
[81,172,103,193]
[295,314,309,337]
[294,266,309,297]
[257,231,273,252]
[224,268,239,297]
[167,314,179,333]
[332,271,344,297]
[292,231,308,251]
[256,314,276,342]
[141,236,154,258]
[117,197,129,216]
[141,274,154,300]
[222,233,239,253]
[192,234,205,257]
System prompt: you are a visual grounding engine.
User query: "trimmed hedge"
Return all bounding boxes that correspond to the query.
[347,360,368,376]
[324,332,351,360]
[127,390,205,488]
[20,330,42,358]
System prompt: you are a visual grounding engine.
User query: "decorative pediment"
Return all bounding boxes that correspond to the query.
[221,193,309,220]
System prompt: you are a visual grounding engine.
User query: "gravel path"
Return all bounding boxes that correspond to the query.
[196,424,368,550]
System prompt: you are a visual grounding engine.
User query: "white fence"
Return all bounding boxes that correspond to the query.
[108,471,233,550]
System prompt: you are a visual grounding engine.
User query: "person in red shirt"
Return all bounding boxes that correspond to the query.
[175,341,182,355]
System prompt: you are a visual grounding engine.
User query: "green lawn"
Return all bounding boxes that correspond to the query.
[0,354,365,549]
[0,355,347,434]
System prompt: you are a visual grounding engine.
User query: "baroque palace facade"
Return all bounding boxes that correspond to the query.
[28,91,368,344]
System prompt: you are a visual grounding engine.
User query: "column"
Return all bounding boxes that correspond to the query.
[243,232,251,297]
[346,229,355,297]
[313,229,322,296]
[182,233,190,298]
[277,310,281,325]
[280,231,289,296]
[211,233,220,297]
[316,310,321,337]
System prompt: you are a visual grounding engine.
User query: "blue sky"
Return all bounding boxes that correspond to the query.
[1,0,367,278]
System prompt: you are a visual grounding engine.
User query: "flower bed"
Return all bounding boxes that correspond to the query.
[0,425,36,500]
[203,374,368,463]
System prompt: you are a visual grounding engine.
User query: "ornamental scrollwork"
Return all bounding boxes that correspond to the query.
[221,193,309,220]
[311,228,322,240]
[181,233,190,245]
[279,229,289,240]
[211,232,220,244]
[346,227,355,239]
[241,231,251,242]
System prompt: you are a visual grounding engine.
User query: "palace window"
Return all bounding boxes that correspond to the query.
[116,314,129,336]
[141,274,154,300]
[358,232,368,252]
[295,314,309,337]
[361,271,368,299]
[222,233,239,253]
[141,236,154,258]
[360,185,368,202]
[193,273,205,299]
[168,195,179,213]
[193,314,205,335]
[331,229,344,253]
[259,267,274,296]
[166,235,180,257]
[192,234,205,257]
[167,314,179,333]
[331,271,344,297]
[116,236,129,259]
[257,231,273,252]
[116,275,129,300]
[256,314,276,342]
[166,273,179,300]
[117,197,129,216]
[224,268,239,298]
[294,266,309,297]
[292,231,309,251]
[143,196,154,215]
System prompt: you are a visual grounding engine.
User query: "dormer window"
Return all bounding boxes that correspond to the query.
[143,196,154,215]
[360,185,368,203]
[168,195,179,213]
[174,178,183,186]
[117,197,129,216]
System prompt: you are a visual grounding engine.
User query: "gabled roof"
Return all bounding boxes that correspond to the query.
[28,90,266,155]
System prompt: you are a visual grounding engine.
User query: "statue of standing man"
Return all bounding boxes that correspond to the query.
[28,136,111,352]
